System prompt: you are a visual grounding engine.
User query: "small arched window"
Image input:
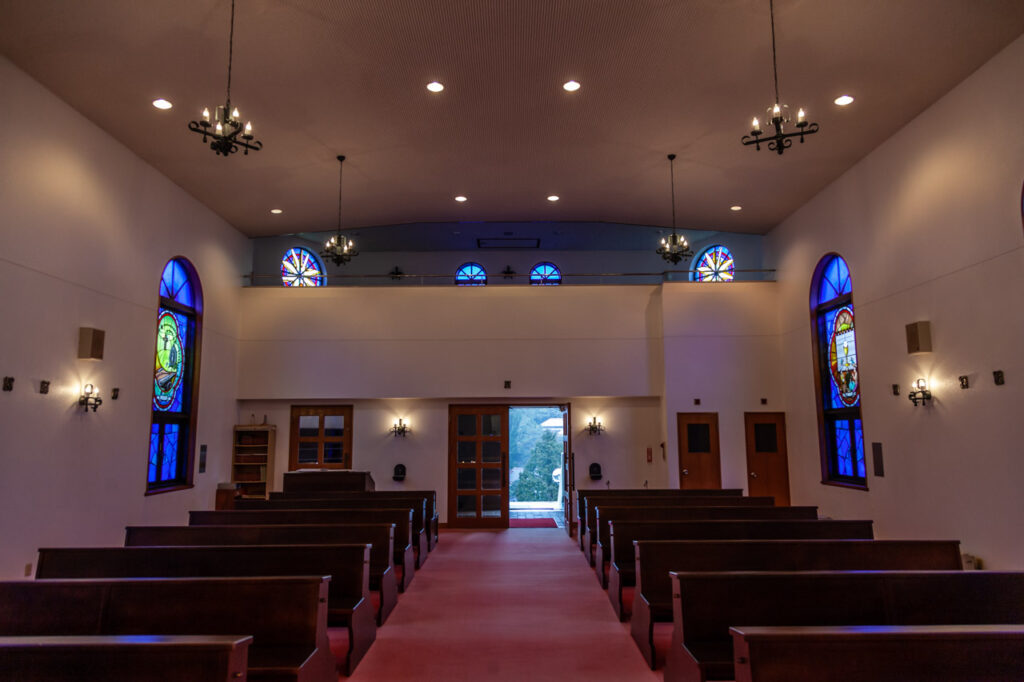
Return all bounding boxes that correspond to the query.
[810,254,865,486]
[455,262,487,286]
[691,245,735,282]
[149,258,202,492]
[530,262,562,285]
[281,247,326,287]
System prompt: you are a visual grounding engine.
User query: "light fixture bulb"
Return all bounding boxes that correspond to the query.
[751,116,761,132]
[231,107,240,119]
[152,98,173,110]
[202,107,210,121]
[270,208,283,214]
[547,195,560,202]
[730,205,743,211]
[427,81,444,93]
[84,383,94,395]
[834,94,855,106]
[915,378,927,390]
[455,195,468,202]
[215,121,223,134]
[772,103,781,116]
[562,80,581,92]
[797,108,806,122]
[244,121,252,135]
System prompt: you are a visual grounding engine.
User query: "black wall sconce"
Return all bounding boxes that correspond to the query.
[393,464,407,482]
[586,417,604,435]
[391,418,410,437]
[908,378,932,407]
[79,383,103,412]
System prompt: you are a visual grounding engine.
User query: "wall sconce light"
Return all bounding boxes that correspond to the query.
[391,418,410,437]
[586,417,604,435]
[908,378,932,407]
[79,383,103,412]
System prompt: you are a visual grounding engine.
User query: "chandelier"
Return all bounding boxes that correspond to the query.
[321,155,359,266]
[187,0,262,157]
[656,154,692,265]
[741,0,819,155]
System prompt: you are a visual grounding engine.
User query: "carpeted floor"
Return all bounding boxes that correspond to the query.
[509,517,558,528]
[348,528,662,681]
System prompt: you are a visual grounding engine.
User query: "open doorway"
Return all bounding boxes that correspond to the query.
[509,406,566,526]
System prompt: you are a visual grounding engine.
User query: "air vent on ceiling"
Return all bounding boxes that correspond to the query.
[477,238,540,249]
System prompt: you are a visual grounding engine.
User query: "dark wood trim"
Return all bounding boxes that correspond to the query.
[820,479,870,491]
[447,404,510,529]
[288,405,354,470]
[144,483,195,497]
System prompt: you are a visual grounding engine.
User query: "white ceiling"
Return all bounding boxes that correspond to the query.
[2,0,1022,246]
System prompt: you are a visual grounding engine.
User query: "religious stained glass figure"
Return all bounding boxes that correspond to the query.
[692,245,736,282]
[530,262,562,285]
[281,247,326,287]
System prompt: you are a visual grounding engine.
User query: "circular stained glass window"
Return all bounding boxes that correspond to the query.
[529,262,562,286]
[455,262,487,286]
[281,247,325,287]
[692,245,735,282]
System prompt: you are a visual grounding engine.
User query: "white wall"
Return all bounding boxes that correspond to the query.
[765,36,1024,568]
[0,58,251,578]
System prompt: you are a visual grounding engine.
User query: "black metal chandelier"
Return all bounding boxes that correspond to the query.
[656,154,693,265]
[321,155,359,266]
[187,0,262,157]
[741,0,819,155]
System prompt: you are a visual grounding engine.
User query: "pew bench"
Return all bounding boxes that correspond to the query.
[124,523,398,625]
[0,576,337,682]
[592,505,819,588]
[0,634,252,682]
[628,539,962,668]
[190,508,416,592]
[36,544,375,675]
[663,570,1024,682]
[729,624,1024,682]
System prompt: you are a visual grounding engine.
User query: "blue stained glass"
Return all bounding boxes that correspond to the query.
[153,308,190,413]
[834,419,853,477]
[817,255,852,305]
[281,248,325,287]
[853,419,865,478]
[692,245,736,282]
[455,262,487,286]
[821,304,860,410]
[161,424,179,482]
[148,424,160,483]
[160,259,195,308]
[530,262,561,285]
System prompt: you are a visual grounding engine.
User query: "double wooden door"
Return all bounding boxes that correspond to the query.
[448,405,509,528]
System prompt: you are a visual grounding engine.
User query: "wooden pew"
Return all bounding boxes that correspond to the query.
[663,570,1024,682]
[584,496,775,566]
[283,470,375,492]
[729,624,1024,682]
[0,576,337,682]
[36,545,375,675]
[271,490,440,550]
[190,508,416,592]
[629,539,963,668]
[575,489,744,551]
[593,505,819,588]
[236,497,429,568]
[0,634,252,682]
[125,523,398,625]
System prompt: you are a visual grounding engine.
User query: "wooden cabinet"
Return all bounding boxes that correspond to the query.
[231,425,276,499]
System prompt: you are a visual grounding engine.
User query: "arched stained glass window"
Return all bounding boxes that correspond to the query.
[811,254,866,486]
[530,262,562,285]
[692,245,735,282]
[281,247,326,287]
[149,257,202,492]
[455,262,487,286]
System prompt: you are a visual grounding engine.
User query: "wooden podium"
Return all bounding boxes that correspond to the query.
[283,470,376,493]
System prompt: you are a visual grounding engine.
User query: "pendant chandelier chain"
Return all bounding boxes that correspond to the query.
[669,153,677,230]
[225,0,235,109]
[336,155,345,237]
[769,0,780,105]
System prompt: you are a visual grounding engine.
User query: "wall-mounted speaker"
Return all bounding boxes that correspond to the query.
[78,327,105,360]
[905,321,931,354]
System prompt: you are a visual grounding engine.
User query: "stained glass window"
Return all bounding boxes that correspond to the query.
[811,254,866,486]
[530,262,561,285]
[148,258,201,492]
[692,245,735,282]
[455,262,487,286]
[281,247,325,287]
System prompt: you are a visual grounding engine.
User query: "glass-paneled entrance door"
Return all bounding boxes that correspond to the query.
[448,405,509,529]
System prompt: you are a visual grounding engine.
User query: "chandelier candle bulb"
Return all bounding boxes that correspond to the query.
[798,108,805,123]
[244,121,252,136]
[202,108,210,122]
[752,117,761,134]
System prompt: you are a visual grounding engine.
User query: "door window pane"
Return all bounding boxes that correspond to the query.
[687,423,712,453]
[324,415,345,437]
[482,495,502,518]
[458,415,476,436]
[457,468,477,490]
[481,441,502,463]
[482,468,501,490]
[457,441,477,463]
[324,442,344,463]
[754,423,778,452]
[298,442,318,463]
[482,414,501,436]
[298,415,319,437]
[457,495,477,517]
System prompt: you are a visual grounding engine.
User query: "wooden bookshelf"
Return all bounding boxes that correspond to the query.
[231,425,276,500]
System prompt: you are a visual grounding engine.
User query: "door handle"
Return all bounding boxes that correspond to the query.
[749,472,758,478]
[682,469,689,475]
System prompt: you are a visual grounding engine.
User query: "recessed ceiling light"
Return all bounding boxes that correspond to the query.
[270,208,283,214]
[427,81,444,93]
[152,98,173,110]
[730,205,743,212]
[455,195,468,202]
[562,80,581,92]
[834,94,855,106]
[547,195,560,202]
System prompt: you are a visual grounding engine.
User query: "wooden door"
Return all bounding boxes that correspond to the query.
[289,405,353,470]
[448,405,509,529]
[561,405,574,535]
[677,413,722,489]
[744,412,791,506]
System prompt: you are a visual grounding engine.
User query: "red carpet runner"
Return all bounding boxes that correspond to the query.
[348,528,661,681]
[509,517,558,528]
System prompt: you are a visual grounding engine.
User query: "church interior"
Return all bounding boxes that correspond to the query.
[1,1,1023,679]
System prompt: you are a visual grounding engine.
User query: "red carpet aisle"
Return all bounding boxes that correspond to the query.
[349,528,662,681]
